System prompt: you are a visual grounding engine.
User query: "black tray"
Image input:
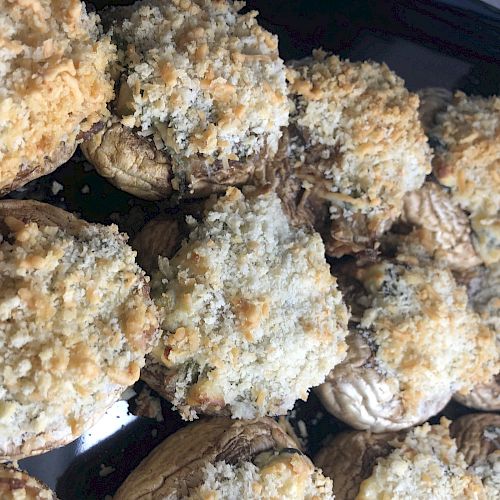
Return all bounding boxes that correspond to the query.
[10,1,500,498]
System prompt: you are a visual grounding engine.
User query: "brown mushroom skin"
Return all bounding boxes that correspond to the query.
[0,464,57,499]
[0,141,76,197]
[450,413,500,467]
[114,417,299,500]
[81,118,274,201]
[314,430,401,500]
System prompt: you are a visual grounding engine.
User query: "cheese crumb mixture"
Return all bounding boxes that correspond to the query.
[0,217,158,456]
[470,426,500,499]
[189,451,333,499]
[432,92,500,265]
[354,262,497,413]
[286,50,431,231]
[111,0,288,164]
[0,0,116,189]
[357,420,487,499]
[0,464,55,499]
[152,187,349,419]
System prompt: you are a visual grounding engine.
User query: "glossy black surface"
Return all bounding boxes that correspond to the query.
[8,1,500,498]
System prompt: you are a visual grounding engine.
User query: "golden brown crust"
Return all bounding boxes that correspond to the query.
[0,141,77,196]
[0,464,56,499]
[314,430,398,500]
[114,418,298,500]
[0,200,159,459]
[450,413,500,467]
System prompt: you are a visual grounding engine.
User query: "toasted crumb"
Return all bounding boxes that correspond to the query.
[111,0,288,167]
[286,50,431,245]
[354,262,498,412]
[0,464,55,499]
[152,187,349,419]
[191,453,333,499]
[432,92,500,265]
[0,0,116,189]
[0,217,158,456]
[357,419,486,499]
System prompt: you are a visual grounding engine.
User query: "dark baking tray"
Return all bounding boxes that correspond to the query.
[8,1,500,498]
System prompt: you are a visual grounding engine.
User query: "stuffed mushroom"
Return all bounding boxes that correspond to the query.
[278,50,431,256]
[139,187,349,419]
[316,259,497,432]
[114,417,333,499]
[315,419,488,500]
[429,91,500,266]
[0,200,159,459]
[0,0,116,195]
[81,0,288,200]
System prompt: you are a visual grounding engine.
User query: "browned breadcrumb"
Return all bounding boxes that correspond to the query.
[432,92,500,265]
[111,0,288,165]
[0,464,55,499]
[0,0,116,191]
[285,50,431,253]
[0,217,158,457]
[355,262,497,412]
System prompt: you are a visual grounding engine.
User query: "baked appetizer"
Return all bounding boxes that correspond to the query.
[0,0,116,195]
[280,50,431,256]
[454,263,500,410]
[430,91,500,265]
[451,413,500,497]
[0,464,56,499]
[385,181,481,271]
[315,419,487,500]
[0,200,159,459]
[316,260,497,432]
[82,0,288,200]
[141,187,349,419]
[114,417,333,499]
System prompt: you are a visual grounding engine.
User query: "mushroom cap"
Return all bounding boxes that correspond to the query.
[0,200,159,459]
[430,92,500,266]
[284,50,431,256]
[0,464,56,499]
[388,181,481,271]
[317,260,497,432]
[114,417,300,500]
[146,188,349,420]
[316,332,451,432]
[82,0,288,200]
[315,429,399,500]
[450,413,500,466]
[0,0,115,194]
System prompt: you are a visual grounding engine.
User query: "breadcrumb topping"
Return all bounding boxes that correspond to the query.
[286,50,431,225]
[152,187,349,419]
[111,0,288,165]
[357,419,487,499]
[355,262,498,413]
[0,464,54,499]
[0,0,116,189]
[190,453,333,499]
[432,92,500,265]
[0,217,158,456]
